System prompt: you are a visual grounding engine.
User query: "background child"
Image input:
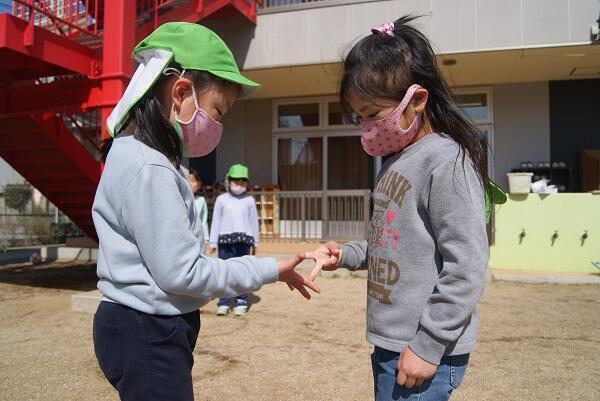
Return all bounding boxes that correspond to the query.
[92,23,318,401]
[308,16,489,401]
[188,169,210,253]
[209,163,259,316]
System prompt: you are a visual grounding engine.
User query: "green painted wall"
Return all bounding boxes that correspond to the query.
[489,194,600,274]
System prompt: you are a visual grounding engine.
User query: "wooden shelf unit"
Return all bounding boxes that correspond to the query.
[253,186,280,237]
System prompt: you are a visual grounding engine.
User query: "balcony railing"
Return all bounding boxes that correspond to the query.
[258,0,377,14]
[9,0,192,47]
[261,0,324,7]
[11,0,102,46]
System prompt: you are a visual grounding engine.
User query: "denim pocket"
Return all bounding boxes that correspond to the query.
[449,354,470,389]
[93,317,123,386]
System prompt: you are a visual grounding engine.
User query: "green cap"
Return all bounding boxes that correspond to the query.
[134,22,260,88]
[485,180,507,223]
[227,164,249,180]
[106,22,259,136]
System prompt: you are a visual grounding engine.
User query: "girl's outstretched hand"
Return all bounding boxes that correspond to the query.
[306,241,342,282]
[277,253,321,300]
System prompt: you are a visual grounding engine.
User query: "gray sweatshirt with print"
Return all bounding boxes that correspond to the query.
[340,133,488,365]
[92,134,278,315]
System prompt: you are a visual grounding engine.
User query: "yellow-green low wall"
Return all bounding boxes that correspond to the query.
[489,193,600,274]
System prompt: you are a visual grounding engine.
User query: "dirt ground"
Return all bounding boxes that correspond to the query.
[0,259,599,401]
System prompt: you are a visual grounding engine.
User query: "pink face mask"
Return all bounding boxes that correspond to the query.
[174,85,223,157]
[359,84,423,157]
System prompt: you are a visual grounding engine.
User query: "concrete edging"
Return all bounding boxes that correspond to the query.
[491,272,600,285]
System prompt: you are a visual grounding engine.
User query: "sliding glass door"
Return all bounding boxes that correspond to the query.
[276,134,374,191]
[277,137,323,190]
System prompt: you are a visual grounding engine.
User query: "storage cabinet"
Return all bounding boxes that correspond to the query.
[252,186,280,238]
[581,149,600,192]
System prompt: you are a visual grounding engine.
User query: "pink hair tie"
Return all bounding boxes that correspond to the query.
[371,22,395,37]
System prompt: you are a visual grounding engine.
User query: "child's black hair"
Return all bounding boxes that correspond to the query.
[188,168,202,183]
[340,15,489,189]
[100,137,113,163]
[120,61,239,167]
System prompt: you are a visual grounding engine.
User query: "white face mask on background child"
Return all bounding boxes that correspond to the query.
[229,182,247,196]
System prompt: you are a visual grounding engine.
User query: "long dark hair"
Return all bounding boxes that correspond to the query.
[340,15,489,189]
[120,61,238,167]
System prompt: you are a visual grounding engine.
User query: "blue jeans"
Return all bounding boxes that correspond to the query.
[217,242,250,307]
[371,346,469,401]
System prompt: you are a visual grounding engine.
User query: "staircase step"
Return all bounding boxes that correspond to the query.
[4,149,69,162]
[10,159,73,169]
[1,145,58,153]
[44,181,97,193]
[46,188,97,197]
[24,169,90,180]
[0,113,99,240]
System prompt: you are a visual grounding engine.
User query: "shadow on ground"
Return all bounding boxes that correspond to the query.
[0,261,97,291]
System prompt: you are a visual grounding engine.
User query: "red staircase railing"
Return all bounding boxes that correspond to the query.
[1,0,263,240]
[12,0,102,47]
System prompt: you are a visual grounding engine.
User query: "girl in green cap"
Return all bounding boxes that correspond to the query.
[92,23,322,401]
[209,163,259,316]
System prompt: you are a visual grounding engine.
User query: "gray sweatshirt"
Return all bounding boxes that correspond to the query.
[92,134,278,315]
[341,133,488,365]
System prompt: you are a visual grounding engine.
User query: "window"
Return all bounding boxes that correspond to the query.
[277,137,323,190]
[453,87,495,179]
[327,101,358,126]
[453,88,493,124]
[276,102,319,129]
[328,136,374,190]
[274,96,377,191]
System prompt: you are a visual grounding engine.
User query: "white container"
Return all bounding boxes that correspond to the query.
[507,172,533,194]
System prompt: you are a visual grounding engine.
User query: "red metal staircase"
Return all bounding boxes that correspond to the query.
[0,0,262,240]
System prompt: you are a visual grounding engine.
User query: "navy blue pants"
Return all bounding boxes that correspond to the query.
[217,242,251,307]
[93,301,200,401]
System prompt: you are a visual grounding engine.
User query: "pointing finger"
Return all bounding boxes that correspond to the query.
[309,260,324,282]
[303,277,321,294]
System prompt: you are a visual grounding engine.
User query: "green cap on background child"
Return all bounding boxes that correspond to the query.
[227,164,250,181]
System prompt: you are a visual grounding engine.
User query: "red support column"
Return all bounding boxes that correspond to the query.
[100,0,136,141]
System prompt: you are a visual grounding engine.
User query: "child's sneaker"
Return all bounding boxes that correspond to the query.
[233,305,248,317]
[216,305,230,316]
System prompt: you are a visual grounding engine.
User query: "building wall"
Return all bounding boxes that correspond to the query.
[489,193,599,273]
[493,81,551,190]
[216,83,555,190]
[212,0,600,70]
[216,98,273,185]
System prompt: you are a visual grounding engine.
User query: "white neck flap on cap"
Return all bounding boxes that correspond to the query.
[106,48,174,136]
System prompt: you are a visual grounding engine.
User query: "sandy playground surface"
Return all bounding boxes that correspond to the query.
[0,257,599,401]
